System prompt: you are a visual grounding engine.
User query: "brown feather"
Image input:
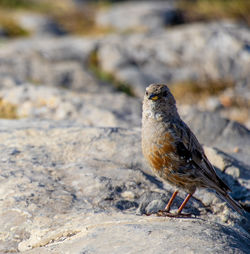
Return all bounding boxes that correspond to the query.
[142,83,245,215]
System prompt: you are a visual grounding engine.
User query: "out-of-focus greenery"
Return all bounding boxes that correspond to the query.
[171,80,234,104]
[170,79,249,124]
[0,0,249,38]
[178,0,250,25]
[0,0,112,36]
[0,10,30,37]
[0,0,51,11]
[51,5,112,36]
[0,98,18,119]
[0,0,35,8]
[0,0,45,37]
[89,50,135,96]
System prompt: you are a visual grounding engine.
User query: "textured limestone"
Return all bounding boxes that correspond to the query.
[0,3,249,252]
[182,108,250,165]
[0,83,141,128]
[0,120,249,253]
[0,37,108,93]
[96,1,179,32]
[98,22,250,96]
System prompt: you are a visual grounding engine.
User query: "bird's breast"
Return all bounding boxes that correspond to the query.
[142,122,177,175]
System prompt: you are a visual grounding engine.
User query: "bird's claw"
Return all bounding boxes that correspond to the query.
[146,210,192,218]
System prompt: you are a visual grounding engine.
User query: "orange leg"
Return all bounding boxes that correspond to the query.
[147,192,193,218]
[165,190,178,212]
[177,193,192,214]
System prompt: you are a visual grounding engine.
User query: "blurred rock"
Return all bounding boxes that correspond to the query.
[182,108,250,165]
[218,82,250,128]
[202,96,222,112]
[203,146,250,204]
[0,26,6,37]
[0,22,249,126]
[0,119,249,253]
[0,37,109,93]
[0,83,141,128]
[98,22,250,96]
[96,1,180,32]
[15,13,67,37]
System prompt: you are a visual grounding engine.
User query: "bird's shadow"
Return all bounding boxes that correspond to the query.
[138,171,204,217]
[139,161,250,216]
[140,171,164,189]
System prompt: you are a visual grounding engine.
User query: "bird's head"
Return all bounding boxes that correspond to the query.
[143,84,177,119]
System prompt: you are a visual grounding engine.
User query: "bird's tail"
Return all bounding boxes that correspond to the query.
[217,191,244,216]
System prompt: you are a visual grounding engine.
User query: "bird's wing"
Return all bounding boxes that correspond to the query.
[172,121,230,192]
[171,120,245,215]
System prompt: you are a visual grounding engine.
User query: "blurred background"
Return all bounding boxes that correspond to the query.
[0,0,249,128]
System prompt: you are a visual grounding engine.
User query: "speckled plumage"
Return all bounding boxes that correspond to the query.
[142,83,244,216]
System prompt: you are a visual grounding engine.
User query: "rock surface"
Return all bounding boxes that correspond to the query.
[0,37,107,93]
[0,120,249,253]
[14,12,67,37]
[0,1,249,253]
[23,215,250,254]
[96,1,179,32]
[1,21,249,98]
[0,20,249,126]
[98,22,250,96]
[181,108,250,165]
[0,83,141,127]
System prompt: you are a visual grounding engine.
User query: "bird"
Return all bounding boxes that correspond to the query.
[141,83,244,217]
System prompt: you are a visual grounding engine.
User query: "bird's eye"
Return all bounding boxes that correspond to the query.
[162,91,168,97]
[145,91,149,96]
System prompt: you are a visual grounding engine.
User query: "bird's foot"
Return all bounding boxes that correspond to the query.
[146,210,192,218]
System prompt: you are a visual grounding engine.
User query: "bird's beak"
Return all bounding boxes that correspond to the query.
[148,94,159,101]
